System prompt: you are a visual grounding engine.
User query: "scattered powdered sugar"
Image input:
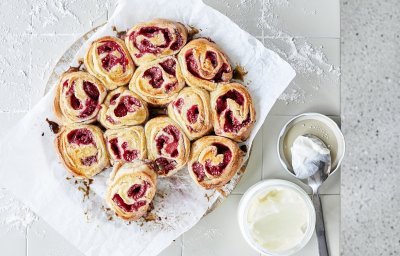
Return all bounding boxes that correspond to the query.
[0,188,38,234]
[234,0,341,104]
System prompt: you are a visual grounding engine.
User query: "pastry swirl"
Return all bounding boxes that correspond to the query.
[144,117,190,177]
[106,160,157,221]
[55,124,110,179]
[129,56,185,106]
[178,38,232,91]
[98,87,149,129]
[85,36,135,90]
[167,87,213,140]
[54,71,107,124]
[188,136,243,189]
[125,19,188,66]
[104,126,147,165]
[210,83,256,142]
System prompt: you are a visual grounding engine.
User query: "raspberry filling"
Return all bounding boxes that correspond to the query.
[81,155,98,166]
[121,142,139,162]
[130,26,172,57]
[185,50,231,82]
[109,138,121,159]
[109,138,139,162]
[215,89,251,133]
[109,93,121,105]
[127,181,149,200]
[67,128,94,145]
[65,82,82,110]
[155,125,180,157]
[143,67,163,88]
[155,157,177,175]
[114,96,142,117]
[159,58,176,76]
[64,80,100,118]
[192,161,205,182]
[224,111,251,133]
[97,40,128,72]
[173,98,184,113]
[187,105,199,124]
[204,143,232,176]
[215,89,245,114]
[112,181,150,212]
[170,29,184,51]
[112,195,146,212]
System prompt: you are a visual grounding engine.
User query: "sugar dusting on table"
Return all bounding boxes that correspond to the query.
[0,188,37,234]
[232,0,340,105]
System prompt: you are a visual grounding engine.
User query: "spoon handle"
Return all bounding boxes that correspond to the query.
[312,192,329,256]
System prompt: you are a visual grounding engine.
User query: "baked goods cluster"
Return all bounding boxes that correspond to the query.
[53,19,256,221]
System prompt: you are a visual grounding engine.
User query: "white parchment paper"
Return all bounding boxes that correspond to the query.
[0,0,295,255]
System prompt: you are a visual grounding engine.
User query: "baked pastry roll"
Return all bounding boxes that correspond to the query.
[210,83,256,142]
[167,87,213,140]
[54,71,107,124]
[129,56,185,106]
[144,116,190,177]
[106,160,157,221]
[188,136,243,189]
[178,38,232,91]
[104,126,147,165]
[98,87,148,129]
[125,19,188,66]
[84,36,135,90]
[55,124,110,179]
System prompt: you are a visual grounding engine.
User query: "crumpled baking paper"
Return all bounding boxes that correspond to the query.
[0,0,295,255]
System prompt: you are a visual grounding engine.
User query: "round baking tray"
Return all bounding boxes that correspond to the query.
[44,24,252,217]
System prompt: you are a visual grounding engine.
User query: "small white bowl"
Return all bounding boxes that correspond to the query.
[238,179,316,256]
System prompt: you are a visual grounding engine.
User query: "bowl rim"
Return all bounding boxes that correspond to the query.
[237,179,316,256]
[276,112,346,179]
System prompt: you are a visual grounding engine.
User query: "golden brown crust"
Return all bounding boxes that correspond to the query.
[188,136,243,189]
[129,56,185,106]
[125,19,188,66]
[98,87,149,129]
[106,160,157,221]
[104,126,147,165]
[210,83,256,142]
[55,124,110,179]
[144,116,190,177]
[53,71,107,124]
[84,36,135,90]
[178,38,232,91]
[167,87,213,140]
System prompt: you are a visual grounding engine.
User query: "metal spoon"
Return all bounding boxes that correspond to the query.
[293,134,331,256]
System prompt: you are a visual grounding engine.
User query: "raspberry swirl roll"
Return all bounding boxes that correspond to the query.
[104,126,147,165]
[129,56,185,106]
[188,136,243,189]
[55,125,110,179]
[98,87,149,129]
[167,87,213,140]
[211,83,256,142]
[54,71,107,124]
[125,19,188,66]
[84,36,135,90]
[106,160,157,221]
[144,117,190,177]
[178,38,233,91]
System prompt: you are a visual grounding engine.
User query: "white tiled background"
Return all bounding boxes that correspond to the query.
[0,0,340,255]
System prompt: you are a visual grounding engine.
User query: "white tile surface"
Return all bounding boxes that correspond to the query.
[0,0,341,255]
[30,0,110,34]
[266,38,341,116]
[262,0,340,38]
[0,230,26,256]
[27,218,84,256]
[182,195,259,256]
